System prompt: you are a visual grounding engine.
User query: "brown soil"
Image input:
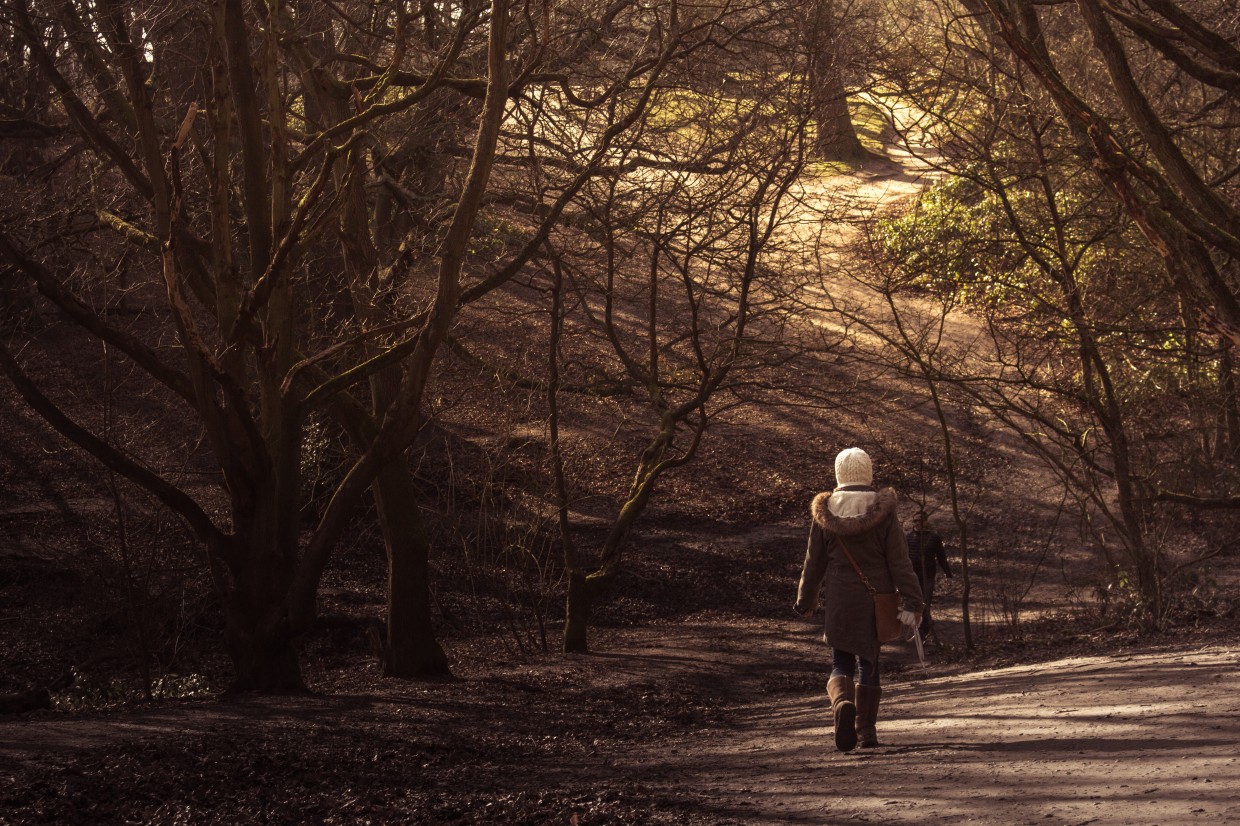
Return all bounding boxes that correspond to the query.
[3,607,1237,824]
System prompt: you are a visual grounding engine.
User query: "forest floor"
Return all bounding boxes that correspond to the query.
[3,562,1238,825]
[4,112,1240,824]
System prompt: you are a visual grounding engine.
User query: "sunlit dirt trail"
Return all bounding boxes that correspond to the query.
[609,618,1240,825]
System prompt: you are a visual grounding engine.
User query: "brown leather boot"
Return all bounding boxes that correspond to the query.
[826,675,857,752]
[855,684,882,747]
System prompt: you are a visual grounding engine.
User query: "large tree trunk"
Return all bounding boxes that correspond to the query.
[221,480,307,693]
[223,568,304,693]
[812,72,866,161]
[225,624,304,693]
[374,462,451,677]
[807,0,867,161]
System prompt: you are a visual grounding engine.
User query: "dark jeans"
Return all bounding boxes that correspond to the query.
[831,647,879,687]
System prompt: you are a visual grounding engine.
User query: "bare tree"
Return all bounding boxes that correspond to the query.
[0,0,829,686]
[0,0,521,689]
[973,1,1240,350]
[441,8,817,651]
[866,0,1240,622]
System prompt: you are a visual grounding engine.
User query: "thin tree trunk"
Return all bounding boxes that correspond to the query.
[563,571,594,654]
[925,379,973,651]
[1218,342,1240,461]
[547,253,587,653]
[563,417,706,652]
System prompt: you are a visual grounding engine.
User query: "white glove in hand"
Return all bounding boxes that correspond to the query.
[898,609,919,629]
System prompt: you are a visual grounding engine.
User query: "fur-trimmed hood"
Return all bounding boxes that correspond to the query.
[811,488,898,537]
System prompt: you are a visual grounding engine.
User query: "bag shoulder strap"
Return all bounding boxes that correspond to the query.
[834,535,878,596]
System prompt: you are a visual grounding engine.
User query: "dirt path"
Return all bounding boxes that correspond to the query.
[5,615,1236,825]
[611,618,1240,825]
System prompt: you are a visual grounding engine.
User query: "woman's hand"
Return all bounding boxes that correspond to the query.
[898,609,919,629]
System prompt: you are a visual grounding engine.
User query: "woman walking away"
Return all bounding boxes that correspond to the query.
[794,448,923,752]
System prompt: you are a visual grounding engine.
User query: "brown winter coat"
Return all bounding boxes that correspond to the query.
[794,487,924,663]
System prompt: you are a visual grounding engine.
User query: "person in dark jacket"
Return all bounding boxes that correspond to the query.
[906,511,952,639]
[795,448,923,752]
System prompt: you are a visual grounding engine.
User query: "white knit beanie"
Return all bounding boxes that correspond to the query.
[834,447,873,487]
